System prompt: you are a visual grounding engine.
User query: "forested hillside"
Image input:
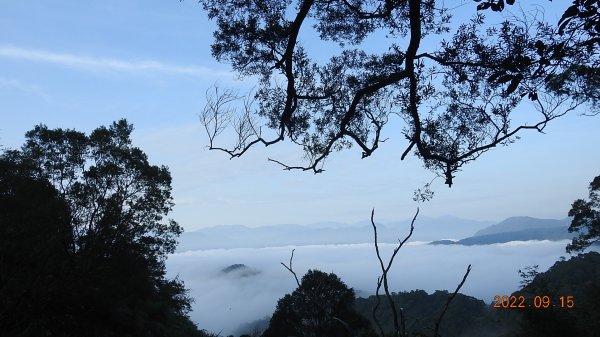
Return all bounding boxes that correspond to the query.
[508,252,600,337]
[353,290,509,337]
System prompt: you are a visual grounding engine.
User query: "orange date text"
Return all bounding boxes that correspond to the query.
[492,295,574,309]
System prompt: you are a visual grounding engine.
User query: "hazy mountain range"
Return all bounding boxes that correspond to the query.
[176,216,574,251]
[430,216,574,246]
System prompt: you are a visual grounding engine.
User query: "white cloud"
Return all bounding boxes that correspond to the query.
[166,241,574,335]
[0,45,232,78]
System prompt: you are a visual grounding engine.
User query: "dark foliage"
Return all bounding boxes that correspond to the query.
[355,290,507,337]
[510,252,600,337]
[0,157,74,336]
[545,0,600,114]
[0,121,210,337]
[567,173,600,253]
[262,269,377,337]
[200,0,598,186]
[232,316,270,337]
[20,119,182,258]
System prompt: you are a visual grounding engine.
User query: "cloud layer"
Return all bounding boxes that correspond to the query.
[166,240,572,335]
[0,45,231,78]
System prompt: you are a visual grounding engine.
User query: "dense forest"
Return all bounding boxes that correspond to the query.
[354,290,506,337]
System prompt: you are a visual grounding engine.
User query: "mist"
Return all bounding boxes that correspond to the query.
[166,240,571,335]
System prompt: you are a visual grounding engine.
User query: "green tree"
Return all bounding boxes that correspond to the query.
[0,120,209,337]
[262,270,376,337]
[566,174,600,253]
[200,0,598,187]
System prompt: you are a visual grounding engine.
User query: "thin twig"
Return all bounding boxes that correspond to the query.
[433,264,472,337]
[280,248,300,287]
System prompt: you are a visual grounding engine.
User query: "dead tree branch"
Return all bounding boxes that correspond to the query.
[433,264,472,337]
[372,207,419,337]
[280,248,300,287]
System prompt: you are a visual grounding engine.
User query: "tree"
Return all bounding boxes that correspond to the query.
[0,121,209,337]
[200,0,598,187]
[512,252,600,337]
[262,269,376,337]
[0,155,74,336]
[566,174,600,253]
[517,264,540,289]
[21,119,181,258]
[544,0,600,114]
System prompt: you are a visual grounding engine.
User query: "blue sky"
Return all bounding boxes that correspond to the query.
[1,1,599,230]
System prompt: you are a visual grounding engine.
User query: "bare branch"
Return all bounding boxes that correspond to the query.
[280,248,300,287]
[372,207,419,337]
[268,158,325,174]
[200,85,285,158]
[200,85,237,146]
[372,276,386,337]
[401,140,415,160]
[433,264,472,337]
[331,316,353,335]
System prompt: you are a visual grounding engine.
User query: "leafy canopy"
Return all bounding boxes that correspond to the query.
[262,269,375,337]
[0,120,210,337]
[21,119,181,258]
[201,0,598,186]
[512,252,600,337]
[567,174,600,253]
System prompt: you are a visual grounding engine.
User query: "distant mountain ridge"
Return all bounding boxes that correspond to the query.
[176,216,493,251]
[431,216,574,246]
[473,216,571,236]
[177,216,575,251]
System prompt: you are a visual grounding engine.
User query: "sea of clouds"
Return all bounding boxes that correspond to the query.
[166,240,571,335]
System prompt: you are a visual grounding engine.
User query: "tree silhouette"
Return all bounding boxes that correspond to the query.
[21,119,181,258]
[262,269,376,337]
[200,0,597,186]
[566,174,600,253]
[544,0,600,114]
[512,253,600,337]
[0,155,73,336]
[0,121,209,337]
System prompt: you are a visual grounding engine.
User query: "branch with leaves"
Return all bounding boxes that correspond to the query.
[200,0,597,187]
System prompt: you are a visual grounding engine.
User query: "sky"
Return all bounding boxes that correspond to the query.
[1,1,600,231]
